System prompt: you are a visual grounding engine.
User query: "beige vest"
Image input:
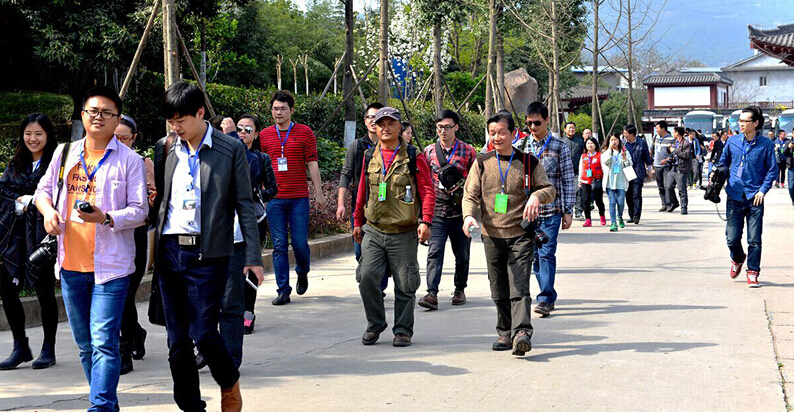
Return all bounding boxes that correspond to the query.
[364,143,419,233]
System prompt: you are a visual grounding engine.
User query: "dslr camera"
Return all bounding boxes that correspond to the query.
[520,219,549,247]
[29,234,58,269]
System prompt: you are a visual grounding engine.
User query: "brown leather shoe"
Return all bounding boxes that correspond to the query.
[450,290,466,306]
[362,324,388,345]
[393,333,412,347]
[418,293,438,310]
[220,379,243,412]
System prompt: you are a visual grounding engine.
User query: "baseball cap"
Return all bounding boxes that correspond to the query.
[373,107,401,123]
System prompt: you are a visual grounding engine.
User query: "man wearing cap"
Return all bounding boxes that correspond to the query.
[353,107,436,347]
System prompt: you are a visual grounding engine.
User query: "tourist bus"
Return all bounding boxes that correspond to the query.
[776,109,794,138]
[682,110,723,138]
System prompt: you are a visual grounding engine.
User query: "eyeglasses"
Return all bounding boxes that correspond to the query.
[237,126,254,134]
[116,134,134,142]
[83,108,119,119]
[436,124,456,131]
[527,120,544,127]
[271,107,290,113]
[365,115,377,121]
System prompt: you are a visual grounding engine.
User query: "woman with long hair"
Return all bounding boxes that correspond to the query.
[0,113,60,369]
[601,131,633,232]
[579,137,606,227]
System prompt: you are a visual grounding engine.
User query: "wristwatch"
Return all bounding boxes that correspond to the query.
[102,213,113,227]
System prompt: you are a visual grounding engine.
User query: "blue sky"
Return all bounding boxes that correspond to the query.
[294,0,794,68]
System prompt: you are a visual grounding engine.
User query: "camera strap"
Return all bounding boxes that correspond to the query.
[53,142,71,209]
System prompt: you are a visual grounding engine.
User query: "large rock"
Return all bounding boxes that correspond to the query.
[503,68,538,115]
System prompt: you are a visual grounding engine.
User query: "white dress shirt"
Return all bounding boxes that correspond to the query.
[163,124,213,235]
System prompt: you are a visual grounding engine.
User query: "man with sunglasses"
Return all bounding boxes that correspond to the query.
[259,90,327,305]
[417,109,476,311]
[516,102,575,318]
[35,86,148,411]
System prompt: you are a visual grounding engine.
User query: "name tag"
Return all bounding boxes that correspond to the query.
[378,182,387,202]
[70,200,86,224]
[277,157,288,172]
[494,193,508,214]
[737,163,743,179]
[613,164,621,174]
[586,169,592,177]
[183,191,197,211]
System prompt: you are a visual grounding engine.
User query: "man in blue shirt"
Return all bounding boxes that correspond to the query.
[718,106,778,288]
[622,124,652,224]
[774,130,790,188]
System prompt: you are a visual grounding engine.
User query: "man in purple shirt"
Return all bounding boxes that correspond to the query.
[35,86,148,411]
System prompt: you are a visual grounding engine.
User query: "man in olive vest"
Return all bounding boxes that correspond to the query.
[353,107,436,347]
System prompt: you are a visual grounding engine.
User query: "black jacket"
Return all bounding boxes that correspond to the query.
[670,138,693,174]
[153,127,262,266]
[562,134,585,173]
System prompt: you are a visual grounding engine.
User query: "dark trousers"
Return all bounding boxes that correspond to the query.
[481,235,534,339]
[425,215,471,295]
[788,169,794,203]
[574,187,583,215]
[626,180,644,220]
[726,197,764,272]
[0,264,58,343]
[220,242,246,369]
[665,170,688,210]
[778,163,787,184]
[654,166,670,207]
[158,236,238,412]
[580,180,605,220]
[352,214,389,292]
[120,225,148,343]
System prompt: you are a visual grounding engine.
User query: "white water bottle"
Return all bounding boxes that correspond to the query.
[404,185,413,203]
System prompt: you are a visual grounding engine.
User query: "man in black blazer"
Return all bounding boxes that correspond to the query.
[664,126,693,214]
[152,82,263,412]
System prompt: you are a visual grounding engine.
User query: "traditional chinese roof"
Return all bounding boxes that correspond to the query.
[748,24,794,66]
[560,85,610,102]
[642,72,733,86]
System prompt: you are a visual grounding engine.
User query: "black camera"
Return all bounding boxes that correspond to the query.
[29,234,58,269]
[520,219,549,247]
[77,201,94,214]
[704,165,728,204]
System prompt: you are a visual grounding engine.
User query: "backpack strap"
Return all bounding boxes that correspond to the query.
[407,145,418,178]
[434,142,448,168]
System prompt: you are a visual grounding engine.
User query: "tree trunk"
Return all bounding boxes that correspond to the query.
[343,0,356,146]
[200,18,207,88]
[163,0,179,90]
[470,33,482,78]
[484,0,497,118]
[550,0,561,134]
[433,19,443,116]
[591,0,599,135]
[626,0,637,125]
[496,30,505,111]
[378,0,389,104]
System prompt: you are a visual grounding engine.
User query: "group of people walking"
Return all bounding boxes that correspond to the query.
[0,80,783,411]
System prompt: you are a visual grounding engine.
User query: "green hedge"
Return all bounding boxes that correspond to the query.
[0,91,72,124]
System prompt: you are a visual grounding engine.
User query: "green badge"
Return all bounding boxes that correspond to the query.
[378,182,387,202]
[495,193,508,214]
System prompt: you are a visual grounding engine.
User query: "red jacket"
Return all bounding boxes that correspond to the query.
[579,151,603,184]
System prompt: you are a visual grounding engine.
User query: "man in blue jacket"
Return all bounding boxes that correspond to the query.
[623,124,653,224]
[718,106,778,288]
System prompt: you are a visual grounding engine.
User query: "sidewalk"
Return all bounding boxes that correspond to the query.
[0,184,790,412]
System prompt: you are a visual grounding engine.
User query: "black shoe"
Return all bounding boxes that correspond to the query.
[633,216,640,224]
[512,331,532,356]
[296,272,308,296]
[667,204,679,213]
[492,336,512,351]
[196,352,207,370]
[31,340,56,370]
[132,327,146,360]
[120,340,133,375]
[0,337,33,370]
[272,293,291,305]
[533,302,554,317]
[680,209,688,215]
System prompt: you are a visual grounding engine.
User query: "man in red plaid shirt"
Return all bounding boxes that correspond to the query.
[418,110,477,310]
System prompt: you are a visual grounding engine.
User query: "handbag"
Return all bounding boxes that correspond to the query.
[623,163,638,182]
[147,135,175,327]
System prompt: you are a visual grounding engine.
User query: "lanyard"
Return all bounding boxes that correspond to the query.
[381,143,401,178]
[445,139,459,163]
[497,150,515,193]
[512,129,521,145]
[586,152,596,168]
[532,134,552,158]
[276,122,294,158]
[79,148,112,194]
[186,131,208,191]
[741,134,757,165]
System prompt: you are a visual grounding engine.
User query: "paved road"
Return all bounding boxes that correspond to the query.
[0,185,791,412]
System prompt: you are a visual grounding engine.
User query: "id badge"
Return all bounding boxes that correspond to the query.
[70,199,86,224]
[737,162,743,179]
[495,193,508,214]
[586,169,592,177]
[378,182,387,202]
[613,165,621,174]
[277,157,288,172]
[183,191,197,211]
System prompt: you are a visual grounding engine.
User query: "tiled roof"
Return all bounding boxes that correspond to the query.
[748,24,794,49]
[561,85,610,101]
[642,72,733,86]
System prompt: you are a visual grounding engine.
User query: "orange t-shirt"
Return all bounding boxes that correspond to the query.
[62,149,105,272]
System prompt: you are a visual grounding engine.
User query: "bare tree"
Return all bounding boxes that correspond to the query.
[379,0,390,104]
[484,0,498,118]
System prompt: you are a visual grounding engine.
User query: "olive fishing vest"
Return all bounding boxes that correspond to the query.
[364,143,420,233]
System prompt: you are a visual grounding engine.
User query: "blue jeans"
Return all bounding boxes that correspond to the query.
[788,169,794,203]
[60,270,130,412]
[267,198,311,295]
[532,213,562,304]
[726,197,764,272]
[606,188,626,224]
[352,214,389,292]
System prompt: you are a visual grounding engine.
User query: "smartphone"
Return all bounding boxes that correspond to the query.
[245,270,259,290]
[77,200,94,214]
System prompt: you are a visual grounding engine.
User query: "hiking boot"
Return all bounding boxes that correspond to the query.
[600,216,606,226]
[658,206,668,212]
[393,333,412,347]
[418,293,438,310]
[534,302,554,317]
[296,272,308,295]
[730,260,743,279]
[0,338,33,370]
[746,270,760,288]
[362,324,388,345]
[450,290,466,306]
[243,311,255,335]
[512,331,532,356]
[609,222,618,232]
[220,379,243,412]
[272,293,291,306]
[131,327,146,360]
[583,219,592,227]
[31,340,56,370]
[618,218,625,228]
[492,336,512,351]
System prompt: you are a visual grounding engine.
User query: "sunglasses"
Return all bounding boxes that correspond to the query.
[527,120,544,127]
[237,126,254,134]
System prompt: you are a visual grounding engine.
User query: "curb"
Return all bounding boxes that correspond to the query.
[0,233,353,332]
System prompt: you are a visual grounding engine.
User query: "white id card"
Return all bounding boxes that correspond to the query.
[70,200,85,224]
[277,157,288,172]
[183,191,197,211]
